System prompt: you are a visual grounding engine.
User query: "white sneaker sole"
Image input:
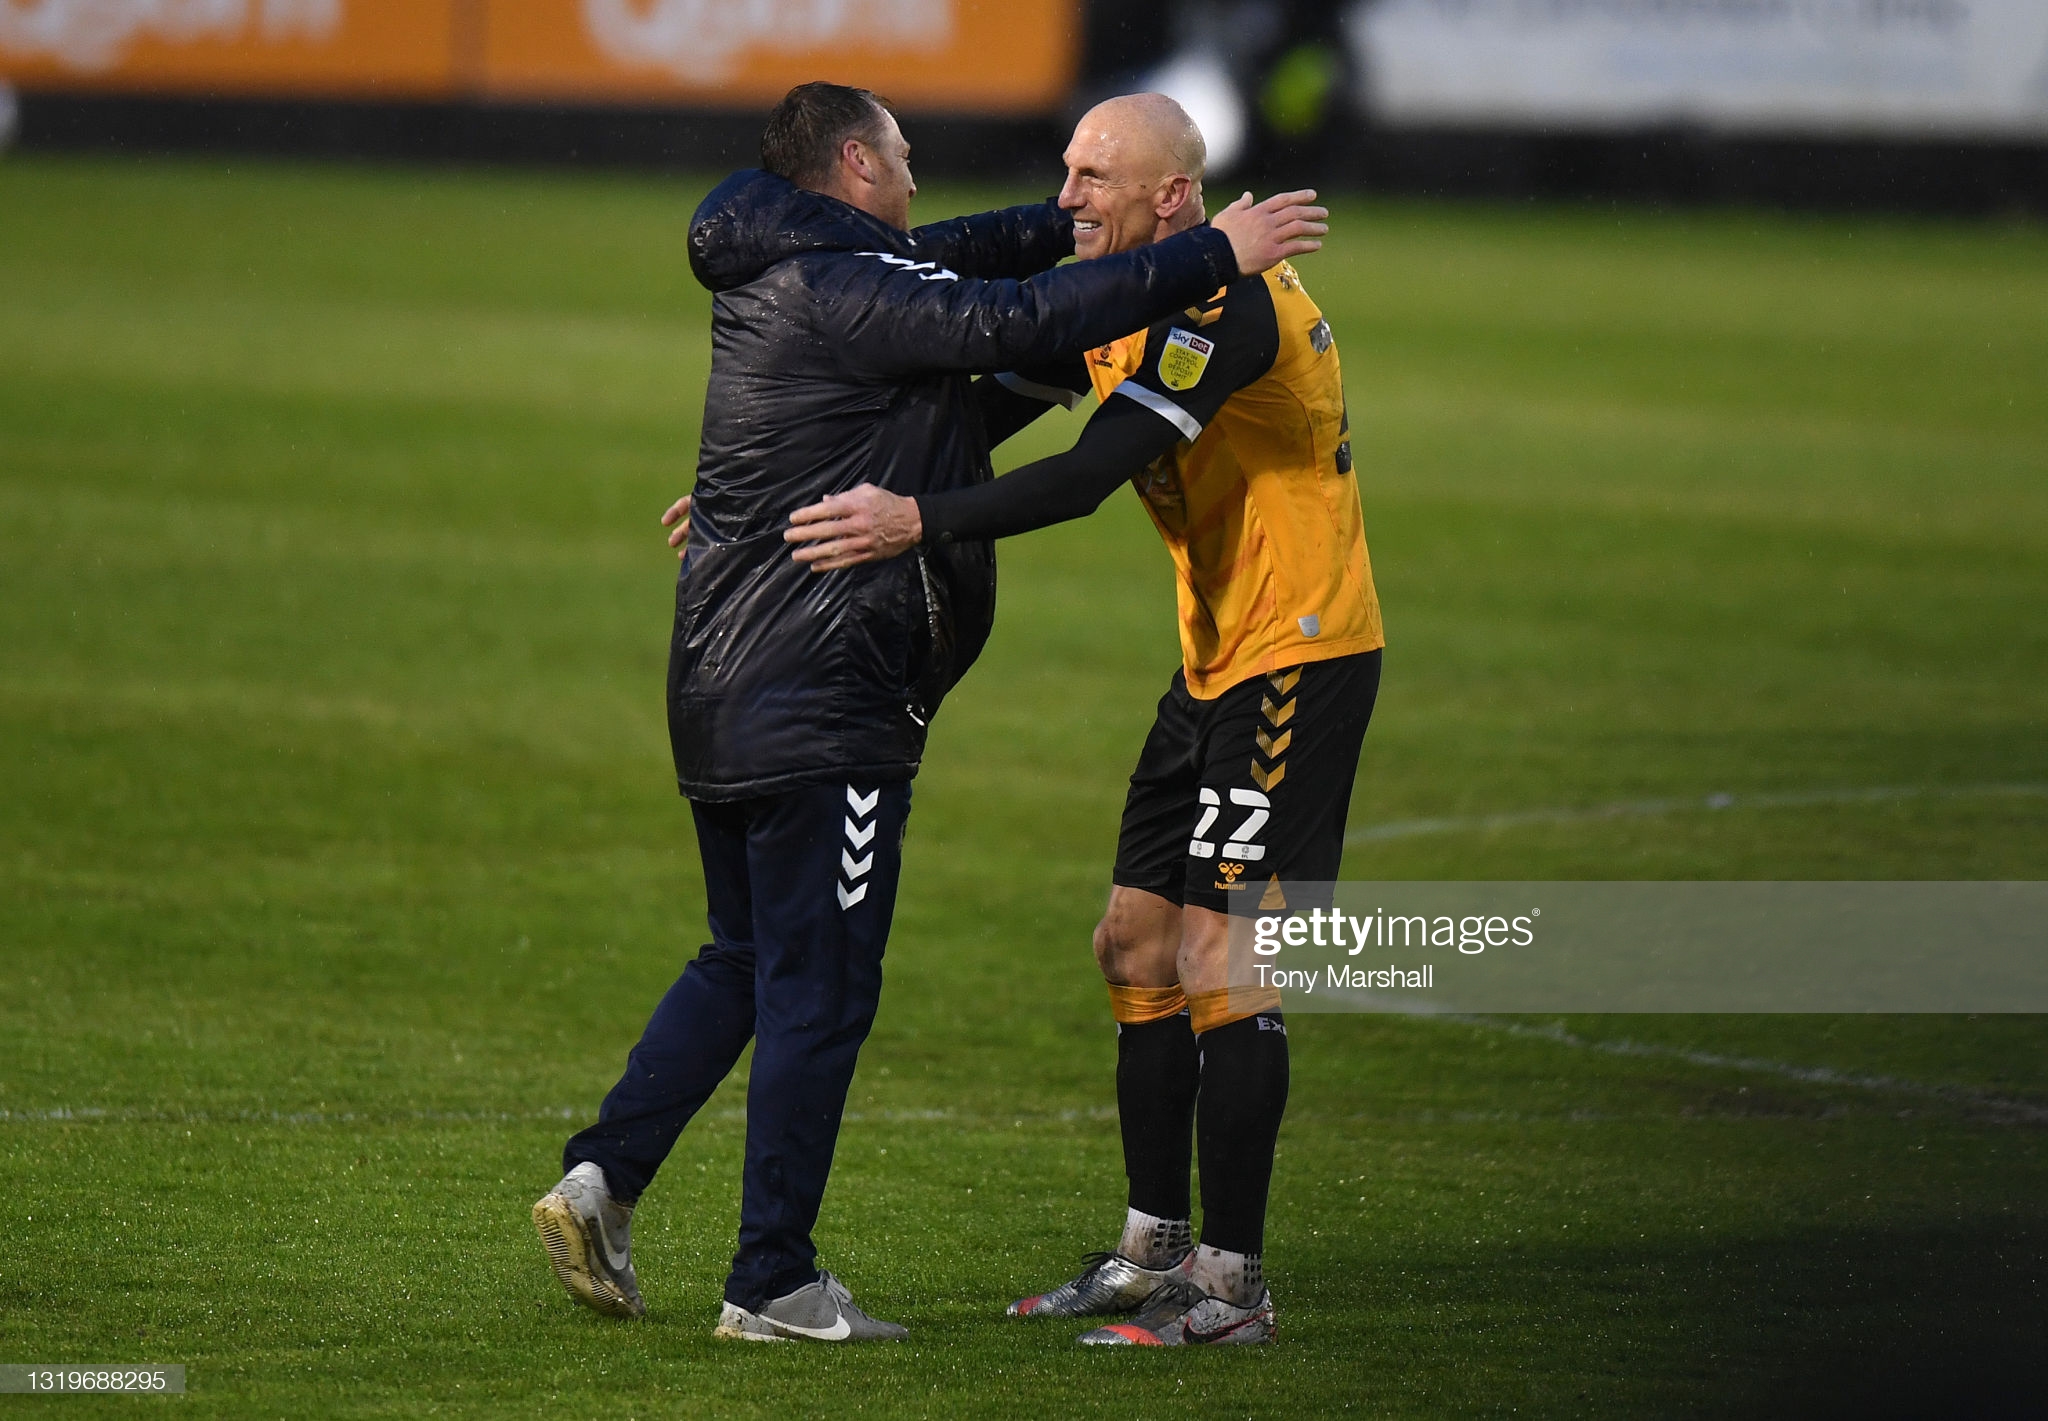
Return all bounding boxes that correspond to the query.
[712,1321,790,1342]
[533,1193,644,1319]
[712,1300,895,1342]
[712,1304,850,1342]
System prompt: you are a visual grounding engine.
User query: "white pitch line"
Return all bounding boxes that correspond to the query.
[1441,1016,2048,1126]
[0,1106,582,1125]
[0,1103,1062,1127]
[1346,782,2048,845]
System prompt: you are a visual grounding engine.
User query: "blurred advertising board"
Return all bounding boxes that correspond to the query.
[484,1,1077,112]
[0,0,1080,112]
[1349,0,2048,139]
[0,0,460,97]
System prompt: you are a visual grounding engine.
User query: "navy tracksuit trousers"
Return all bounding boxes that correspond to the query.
[562,779,910,1311]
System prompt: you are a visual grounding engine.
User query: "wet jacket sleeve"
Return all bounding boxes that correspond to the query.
[814,225,1238,378]
[916,392,1183,543]
[909,200,1074,279]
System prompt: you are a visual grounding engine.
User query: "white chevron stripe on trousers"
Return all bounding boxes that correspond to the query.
[838,785,877,909]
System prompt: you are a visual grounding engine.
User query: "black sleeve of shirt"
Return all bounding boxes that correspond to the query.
[1112,272,1281,436]
[917,392,1184,544]
[974,376,1052,449]
[971,355,1094,448]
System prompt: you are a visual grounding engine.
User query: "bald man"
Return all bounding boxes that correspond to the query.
[785,94,1384,1348]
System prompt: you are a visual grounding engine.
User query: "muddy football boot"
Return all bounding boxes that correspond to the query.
[532,1161,645,1318]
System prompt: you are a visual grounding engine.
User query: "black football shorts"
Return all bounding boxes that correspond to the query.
[1112,650,1382,914]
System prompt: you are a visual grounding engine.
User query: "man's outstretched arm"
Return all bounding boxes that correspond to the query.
[665,363,1090,560]
[825,190,1324,379]
[784,394,1183,570]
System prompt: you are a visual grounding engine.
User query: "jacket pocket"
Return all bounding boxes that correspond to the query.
[832,555,918,700]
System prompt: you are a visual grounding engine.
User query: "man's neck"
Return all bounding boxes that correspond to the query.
[1153,205,1203,245]
[804,177,899,231]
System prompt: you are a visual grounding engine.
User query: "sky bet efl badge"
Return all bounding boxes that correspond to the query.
[1158,328,1214,391]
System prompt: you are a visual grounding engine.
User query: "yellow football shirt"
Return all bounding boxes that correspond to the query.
[1084,262,1384,699]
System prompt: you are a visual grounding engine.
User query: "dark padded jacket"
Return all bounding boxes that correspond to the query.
[669,169,1239,800]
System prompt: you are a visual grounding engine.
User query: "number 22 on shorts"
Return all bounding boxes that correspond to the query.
[1189,787,1270,860]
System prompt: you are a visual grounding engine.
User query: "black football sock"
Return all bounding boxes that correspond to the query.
[1194,1010,1290,1259]
[1116,1010,1200,1233]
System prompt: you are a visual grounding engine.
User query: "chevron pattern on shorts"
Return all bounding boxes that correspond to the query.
[1252,669,1298,791]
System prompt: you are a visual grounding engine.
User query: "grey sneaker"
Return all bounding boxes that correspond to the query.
[713,1270,907,1342]
[1077,1280,1276,1346]
[1007,1249,1195,1318]
[532,1162,645,1318]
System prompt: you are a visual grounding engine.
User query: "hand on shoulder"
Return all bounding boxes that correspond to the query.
[1208,190,1328,277]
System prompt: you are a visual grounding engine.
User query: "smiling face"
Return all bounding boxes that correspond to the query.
[1057,95,1206,260]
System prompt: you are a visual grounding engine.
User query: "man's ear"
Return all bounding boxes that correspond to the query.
[1155,174,1197,221]
[840,137,875,189]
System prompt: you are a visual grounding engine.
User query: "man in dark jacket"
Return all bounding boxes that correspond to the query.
[531,81,1328,1343]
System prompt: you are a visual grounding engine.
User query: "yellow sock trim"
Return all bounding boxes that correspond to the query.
[1107,983,1187,1025]
[1186,985,1282,1035]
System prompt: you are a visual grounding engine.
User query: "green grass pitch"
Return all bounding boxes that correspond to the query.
[2,153,2045,1417]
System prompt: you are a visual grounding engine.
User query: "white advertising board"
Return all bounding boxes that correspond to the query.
[1348,0,2048,139]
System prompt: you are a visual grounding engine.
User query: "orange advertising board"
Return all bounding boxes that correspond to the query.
[0,0,464,98]
[481,0,1079,113]
[0,0,1081,113]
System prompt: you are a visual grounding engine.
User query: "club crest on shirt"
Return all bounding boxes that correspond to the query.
[1158,328,1214,392]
